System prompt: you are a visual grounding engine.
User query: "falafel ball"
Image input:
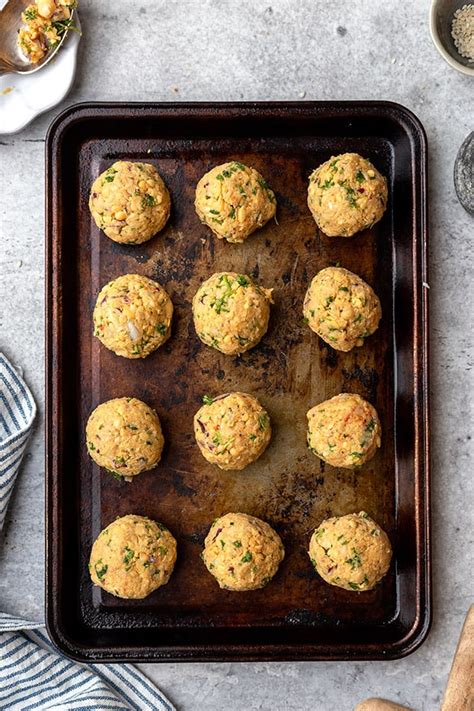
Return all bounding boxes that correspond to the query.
[93,274,173,358]
[308,511,392,591]
[195,161,276,243]
[202,513,284,591]
[307,393,381,469]
[303,266,381,352]
[89,161,170,244]
[89,514,177,599]
[308,153,387,237]
[194,392,271,470]
[86,397,164,480]
[192,272,272,355]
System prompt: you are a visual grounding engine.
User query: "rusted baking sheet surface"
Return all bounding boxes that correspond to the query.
[46,102,430,661]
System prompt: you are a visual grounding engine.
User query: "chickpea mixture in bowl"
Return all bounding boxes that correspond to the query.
[18,0,77,64]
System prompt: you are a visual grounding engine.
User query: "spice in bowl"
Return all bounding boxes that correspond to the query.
[451,4,474,61]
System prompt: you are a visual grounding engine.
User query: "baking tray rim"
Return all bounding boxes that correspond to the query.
[45,100,431,662]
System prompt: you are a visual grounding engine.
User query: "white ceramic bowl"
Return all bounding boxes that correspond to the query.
[0,13,81,134]
[430,0,474,76]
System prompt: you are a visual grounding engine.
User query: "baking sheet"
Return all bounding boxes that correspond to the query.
[46,102,430,661]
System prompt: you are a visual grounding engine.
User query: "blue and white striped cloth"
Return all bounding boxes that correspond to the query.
[0,353,175,711]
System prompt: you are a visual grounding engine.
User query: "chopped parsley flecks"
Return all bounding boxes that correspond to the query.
[142,194,156,208]
[319,179,335,190]
[258,414,268,431]
[108,470,123,482]
[345,186,358,207]
[94,561,108,580]
[365,419,376,433]
[202,394,214,405]
[24,7,38,20]
[241,551,253,563]
[346,548,362,569]
[123,546,135,565]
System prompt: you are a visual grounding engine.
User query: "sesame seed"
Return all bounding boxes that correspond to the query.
[451,4,474,61]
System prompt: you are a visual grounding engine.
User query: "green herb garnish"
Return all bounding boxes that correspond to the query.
[123,547,135,565]
[258,414,268,431]
[94,561,108,580]
[346,548,362,569]
[142,194,156,208]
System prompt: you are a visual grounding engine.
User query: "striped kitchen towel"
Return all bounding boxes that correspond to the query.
[0,353,175,711]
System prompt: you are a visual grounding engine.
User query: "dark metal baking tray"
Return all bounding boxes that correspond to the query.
[45,101,430,662]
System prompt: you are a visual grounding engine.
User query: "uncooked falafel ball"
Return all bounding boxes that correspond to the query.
[195,161,276,243]
[194,392,271,470]
[308,511,392,591]
[308,153,387,237]
[202,513,284,591]
[86,397,164,480]
[89,161,170,244]
[192,272,272,355]
[307,393,381,469]
[89,514,177,599]
[93,274,173,358]
[303,266,381,352]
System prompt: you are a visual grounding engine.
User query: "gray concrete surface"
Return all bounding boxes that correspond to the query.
[0,1,473,709]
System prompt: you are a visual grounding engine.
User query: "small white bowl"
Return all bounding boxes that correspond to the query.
[0,13,81,134]
[430,0,474,76]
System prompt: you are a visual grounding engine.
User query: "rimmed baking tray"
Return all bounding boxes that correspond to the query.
[45,101,430,662]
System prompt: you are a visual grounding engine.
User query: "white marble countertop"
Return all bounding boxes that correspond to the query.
[0,1,472,709]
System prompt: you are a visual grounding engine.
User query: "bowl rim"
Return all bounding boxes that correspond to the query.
[429,0,474,76]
